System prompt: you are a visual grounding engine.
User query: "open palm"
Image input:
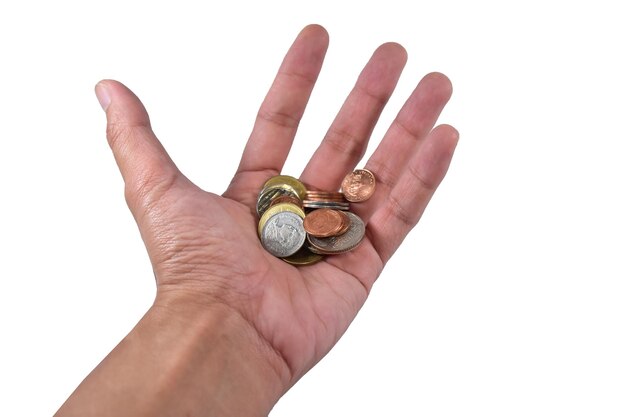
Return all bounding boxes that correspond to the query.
[97,25,457,389]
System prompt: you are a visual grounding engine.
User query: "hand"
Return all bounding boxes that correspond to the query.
[91,24,457,413]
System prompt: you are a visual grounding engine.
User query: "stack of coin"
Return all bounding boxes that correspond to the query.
[257,170,375,266]
[257,176,308,261]
[303,191,350,211]
[306,211,365,255]
[303,209,351,238]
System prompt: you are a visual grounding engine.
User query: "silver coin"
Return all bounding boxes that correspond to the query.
[261,211,306,258]
[302,201,350,210]
[307,212,365,254]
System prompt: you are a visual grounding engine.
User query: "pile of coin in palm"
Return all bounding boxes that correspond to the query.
[257,169,375,266]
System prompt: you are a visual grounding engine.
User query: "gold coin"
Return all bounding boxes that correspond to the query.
[282,246,324,266]
[263,175,308,201]
[258,202,306,236]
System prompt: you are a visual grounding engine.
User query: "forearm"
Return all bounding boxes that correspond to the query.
[55,291,289,417]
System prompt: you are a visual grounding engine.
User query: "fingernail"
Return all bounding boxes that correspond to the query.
[95,82,111,111]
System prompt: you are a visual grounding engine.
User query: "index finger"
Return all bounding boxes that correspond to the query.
[225,25,329,203]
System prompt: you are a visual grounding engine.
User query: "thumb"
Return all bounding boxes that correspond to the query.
[95,80,183,215]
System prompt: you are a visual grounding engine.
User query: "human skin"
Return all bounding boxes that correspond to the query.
[55,24,458,416]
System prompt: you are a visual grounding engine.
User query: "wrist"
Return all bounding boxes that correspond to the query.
[57,287,290,417]
[150,288,290,416]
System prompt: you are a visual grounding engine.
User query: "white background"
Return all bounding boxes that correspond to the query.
[1,1,625,415]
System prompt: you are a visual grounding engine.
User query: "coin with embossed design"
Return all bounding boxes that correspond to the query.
[260,211,306,258]
[263,175,307,201]
[341,169,375,202]
[307,212,365,254]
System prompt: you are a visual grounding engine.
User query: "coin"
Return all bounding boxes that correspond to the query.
[263,175,307,201]
[258,202,306,236]
[334,214,351,235]
[256,184,300,216]
[305,191,346,202]
[303,209,350,238]
[260,211,306,258]
[341,169,375,202]
[307,212,365,254]
[302,200,350,210]
[282,246,324,266]
[257,175,370,261]
[269,195,304,209]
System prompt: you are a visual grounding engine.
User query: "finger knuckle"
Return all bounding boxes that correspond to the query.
[324,127,366,161]
[256,107,300,130]
[407,163,437,191]
[387,193,415,228]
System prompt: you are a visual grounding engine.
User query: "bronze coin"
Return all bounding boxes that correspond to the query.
[341,169,375,202]
[303,209,349,238]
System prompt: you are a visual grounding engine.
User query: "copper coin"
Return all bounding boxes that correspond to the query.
[303,209,349,238]
[269,195,303,209]
[306,197,346,203]
[306,191,346,201]
[306,191,342,196]
[307,212,365,254]
[341,169,375,202]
